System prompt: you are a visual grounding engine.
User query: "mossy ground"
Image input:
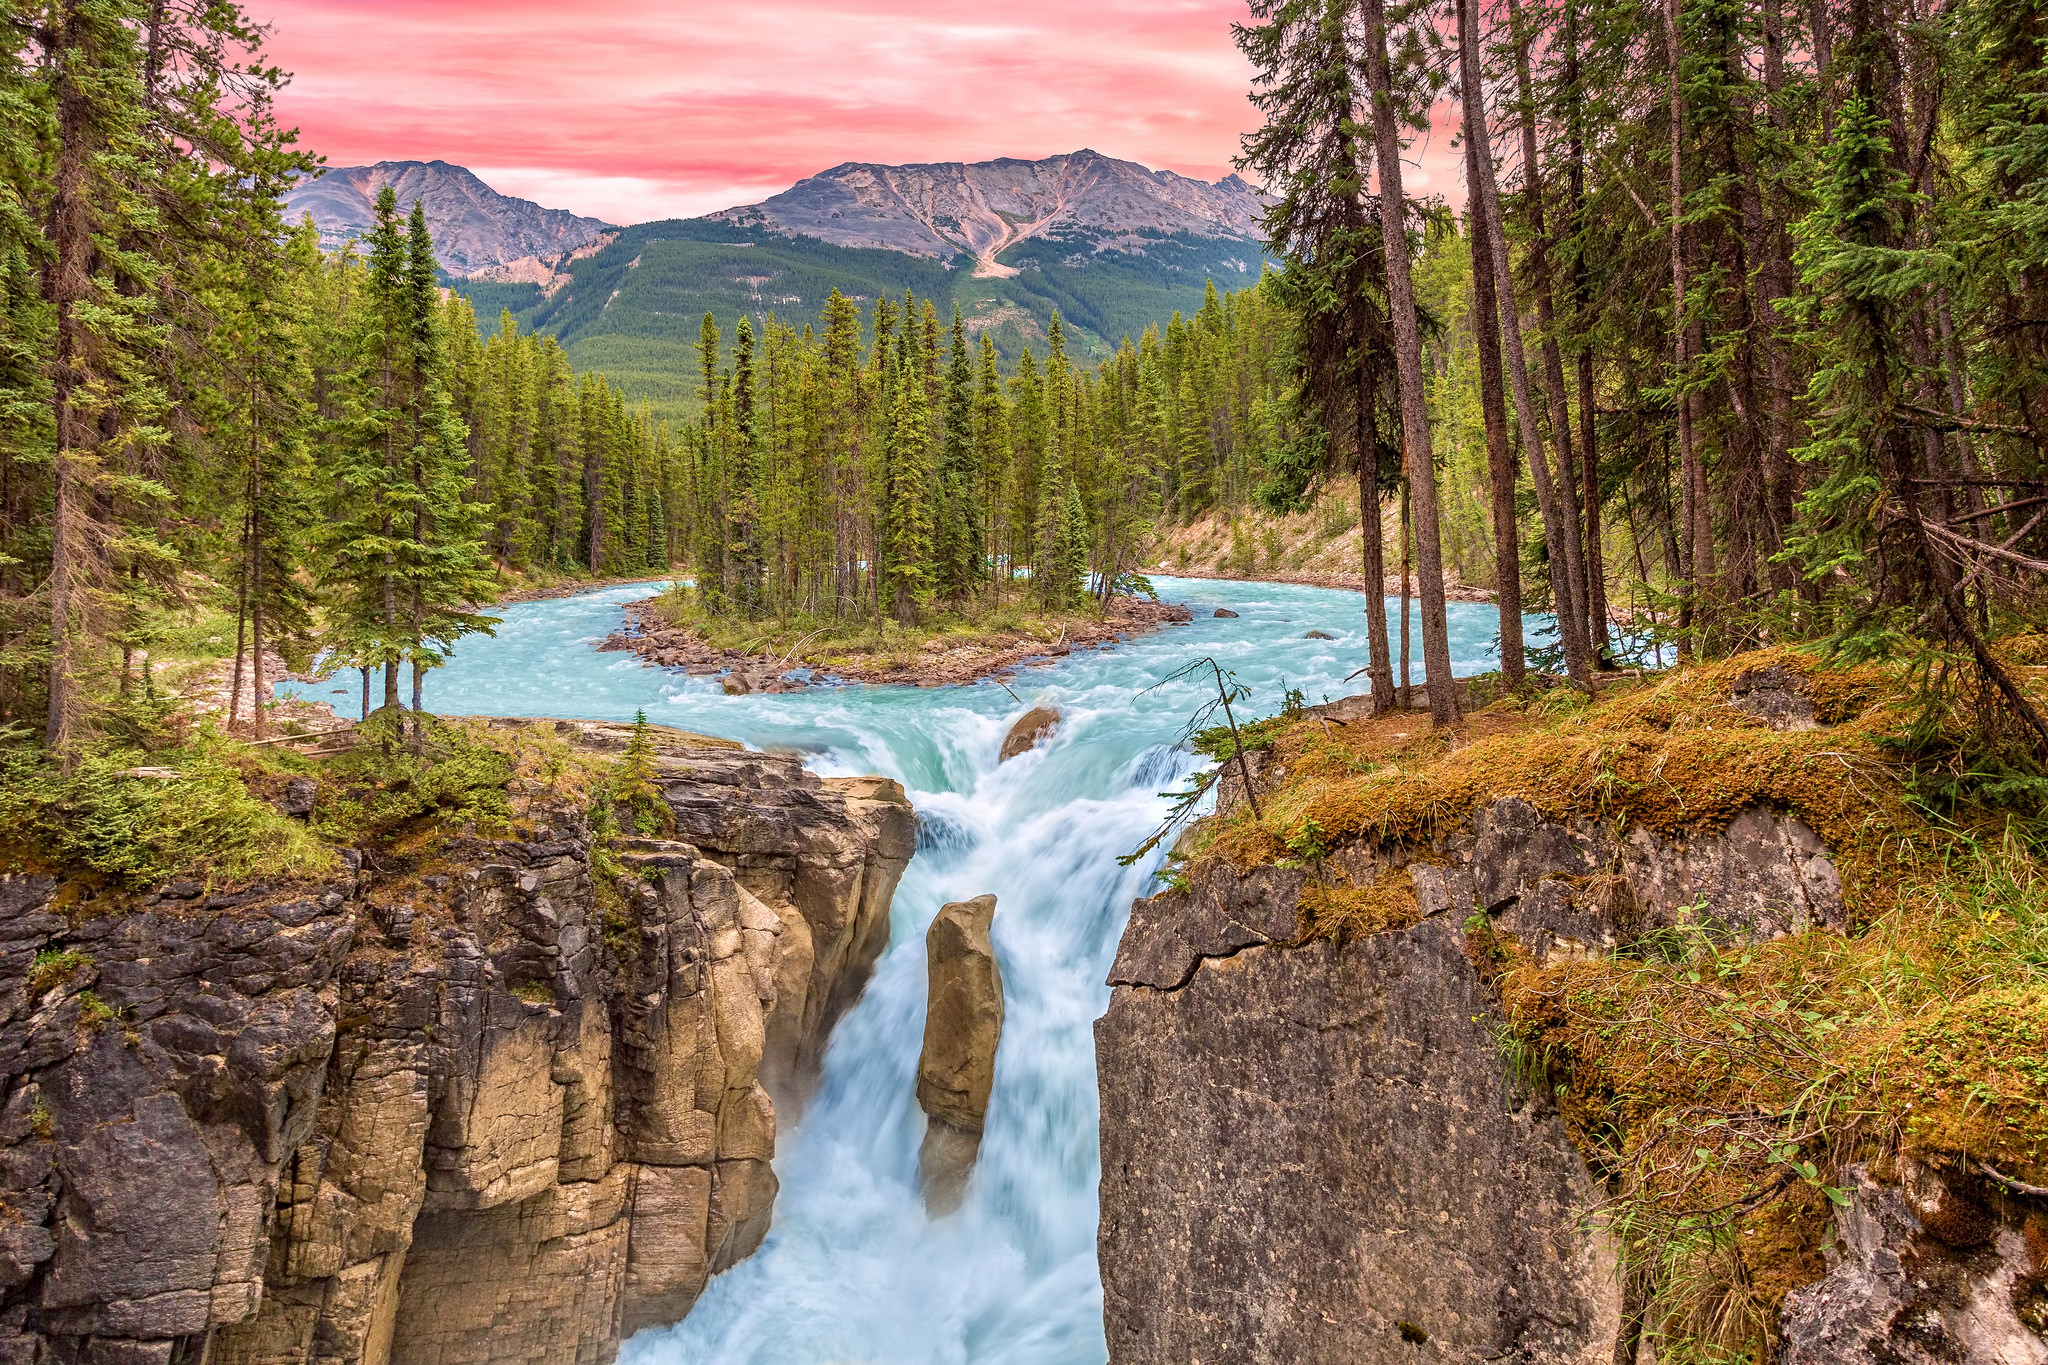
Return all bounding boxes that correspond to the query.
[0,709,659,903]
[1186,643,2048,1362]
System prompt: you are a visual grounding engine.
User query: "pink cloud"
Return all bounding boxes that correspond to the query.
[253,0,1289,224]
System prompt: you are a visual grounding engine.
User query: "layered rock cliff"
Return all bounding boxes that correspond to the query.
[1097,797,1840,1362]
[0,721,913,1365]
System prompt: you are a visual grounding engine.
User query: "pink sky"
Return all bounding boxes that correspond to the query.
[254,0,1462,225]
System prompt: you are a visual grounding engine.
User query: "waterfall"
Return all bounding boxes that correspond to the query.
[282,577,1535,1363]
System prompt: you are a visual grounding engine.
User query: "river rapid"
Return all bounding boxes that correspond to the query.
[283,577,1537,1365]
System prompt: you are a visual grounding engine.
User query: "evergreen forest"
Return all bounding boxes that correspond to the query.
[0,0,2042,784]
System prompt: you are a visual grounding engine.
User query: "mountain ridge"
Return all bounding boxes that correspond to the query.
[706,149,1265,276]
[284,160,615,276]
[289,153,1274,427]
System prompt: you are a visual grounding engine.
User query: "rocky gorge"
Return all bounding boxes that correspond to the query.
[4,580,2041,1365]
[0,721,914,1365]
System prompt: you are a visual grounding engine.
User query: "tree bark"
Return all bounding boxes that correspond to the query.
[1356,384,1396,712]
[1365,0,1460,724]
[1464,66,1527,685]
[1506,0,1596,653]
[1756,0,1802,570]
[228,499,252,730]
[44,3,95,762]
[1461,0,1593,686]
[250,452,266,742]
[1399,475,1413,708]
[1561,0,1613,657]
[1663,0,1710,649]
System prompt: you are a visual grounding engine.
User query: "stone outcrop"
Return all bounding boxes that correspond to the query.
[0,721,913,1365]
[1095,786,1856,1362]
[998,708,1060,762]
[1098,863,1621,1364]
[1780,1162,2048,1365]
[914,896,1002,1214]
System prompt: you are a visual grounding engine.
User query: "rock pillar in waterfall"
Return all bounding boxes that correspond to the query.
[915,894,1003,1214]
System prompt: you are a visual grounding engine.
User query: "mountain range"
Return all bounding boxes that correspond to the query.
[710,151,1263,276]
[284,152,1271,425]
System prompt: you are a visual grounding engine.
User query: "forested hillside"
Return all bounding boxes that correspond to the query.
[453,216,1268,428]
[667,279,1292,626]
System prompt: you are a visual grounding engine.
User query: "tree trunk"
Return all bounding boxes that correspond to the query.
[1506,0,1595,651]
[250,554,265,741]
[45,4,95,763]
[1757,0,1802,573]
[248,396,266,740]
[1364,0,1459,725]
[1664,0,1709,649]
[1576,347,1611,656]
[1464,86,1527,684]
[1461,0,1593,686]
[249,501,266,740]
[1356,406,1396,711]
[1563,0,1614,659]
[228,501,252,730]
[1400,476,1413,709]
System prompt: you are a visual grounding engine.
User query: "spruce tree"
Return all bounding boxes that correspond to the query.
[884,349,936,621]
[936,305,979,601]
[397,201,498,722]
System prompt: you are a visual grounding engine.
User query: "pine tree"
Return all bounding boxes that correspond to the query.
[936,305,980,602]
[883,349,936,621]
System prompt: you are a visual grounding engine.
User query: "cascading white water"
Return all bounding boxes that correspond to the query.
[284,576,1538,1364]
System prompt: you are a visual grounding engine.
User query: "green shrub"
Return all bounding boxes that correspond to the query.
[27,948,91,998]
[311,715,515,846]
[0,745,334,888]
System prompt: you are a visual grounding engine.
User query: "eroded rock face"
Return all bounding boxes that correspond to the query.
[0,722,914,1365]
[1446,796,1846,958]
[1098,868,1621,1364]
[1095,796,1857,1364]
[1781,1163,2048,1365]
[915,895,1002,1214]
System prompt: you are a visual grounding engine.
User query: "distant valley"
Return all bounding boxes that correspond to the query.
[285,152,1271,426]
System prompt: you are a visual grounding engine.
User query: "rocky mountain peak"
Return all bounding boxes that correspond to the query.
[283,160,615,277]
[709,149,1267,277]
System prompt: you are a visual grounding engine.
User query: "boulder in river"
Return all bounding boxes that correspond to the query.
[917,894,1004,1214]
[722,672,754,695]
[999,705,1060,760]
[1304,629,1335,640]
[1213,608,1239,618]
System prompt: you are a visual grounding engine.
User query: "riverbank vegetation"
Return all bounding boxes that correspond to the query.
[1232,0,2048,741]
[1220,0,2048,1344]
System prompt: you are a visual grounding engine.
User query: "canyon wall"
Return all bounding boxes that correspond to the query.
[1097,767,2044,1363]
[1096,790,1844,1364]
[0,721,913,1365]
